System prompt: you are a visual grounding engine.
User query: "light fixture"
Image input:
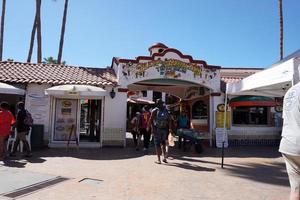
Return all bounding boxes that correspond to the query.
[110,88,116,99]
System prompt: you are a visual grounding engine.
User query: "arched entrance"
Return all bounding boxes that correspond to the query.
[109,43,221,146]
[127,79,212,135]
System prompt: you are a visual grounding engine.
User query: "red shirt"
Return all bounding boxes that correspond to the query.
[0,110,15,136]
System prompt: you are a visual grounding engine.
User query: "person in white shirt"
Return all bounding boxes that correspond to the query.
[279,82,300,200]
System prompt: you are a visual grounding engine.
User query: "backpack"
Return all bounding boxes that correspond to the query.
[153,108,169,129]
[24,110,33,126]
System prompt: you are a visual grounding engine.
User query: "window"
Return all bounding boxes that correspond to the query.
[192,100,208,119]
[152,91,162,102]
[141,90,147,97]
[232,106,268,125]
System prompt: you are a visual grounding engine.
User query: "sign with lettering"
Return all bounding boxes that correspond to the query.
[215,111,230,128]
[215,128,228,148]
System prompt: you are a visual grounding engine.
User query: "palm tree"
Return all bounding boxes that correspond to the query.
[36,0,42,63]
[279,0,283,60]
[57,0,69,64]
[0,0,6,61]
[27,14,37,63]
[44,56,66,65]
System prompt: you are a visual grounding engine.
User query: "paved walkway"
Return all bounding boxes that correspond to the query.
[0,145,290,200]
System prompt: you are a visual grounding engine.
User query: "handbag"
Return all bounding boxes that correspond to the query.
[168,133,175,147]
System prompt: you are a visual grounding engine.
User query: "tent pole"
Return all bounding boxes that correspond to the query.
[221,87,228,168]
[293,58,300,85]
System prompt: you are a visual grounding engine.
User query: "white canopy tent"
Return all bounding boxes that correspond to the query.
[227,49,300,97]
[0,82,25,95]
[45,84,107,99]
[220,49,300,168]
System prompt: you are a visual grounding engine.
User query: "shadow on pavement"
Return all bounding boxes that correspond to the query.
[166,161,216,172]
[32,146,145,161]
[223,161,289,187]
[1,156,47,168]
[1,160,27,168]
[172,144,282,159]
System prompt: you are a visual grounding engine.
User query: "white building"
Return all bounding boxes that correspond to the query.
[0,43,283,148]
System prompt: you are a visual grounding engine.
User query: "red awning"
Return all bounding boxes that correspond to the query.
[229,96,276,107]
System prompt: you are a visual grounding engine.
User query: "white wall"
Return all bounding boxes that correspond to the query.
[25,84,51,141]
[103,87,127,131]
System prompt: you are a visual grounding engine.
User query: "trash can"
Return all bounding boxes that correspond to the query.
[30,124,44,150]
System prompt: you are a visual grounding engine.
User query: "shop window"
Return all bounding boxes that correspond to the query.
[232,106,268,125]
[192,100,208,119]
[153,91,162,102]
[141,90,147,97]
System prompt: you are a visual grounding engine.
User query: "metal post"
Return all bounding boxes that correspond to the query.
[221,88,228,168]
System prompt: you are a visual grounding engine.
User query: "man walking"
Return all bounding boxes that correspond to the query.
[10,102,32,157]
[279,82,300,200]
[148,99,171,164]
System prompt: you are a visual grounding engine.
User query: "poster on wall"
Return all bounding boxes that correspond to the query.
[215,111,230,128]
[27,93,50,132]
[54,99,77,141]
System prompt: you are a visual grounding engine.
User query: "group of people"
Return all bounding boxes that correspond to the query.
[131,99,190,164]
[0,101,32,161]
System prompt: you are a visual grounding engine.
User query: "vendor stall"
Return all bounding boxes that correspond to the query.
[45,84,107,147]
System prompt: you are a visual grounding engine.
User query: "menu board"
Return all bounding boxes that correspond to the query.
[215,111,230,128]
[54,99,78,141]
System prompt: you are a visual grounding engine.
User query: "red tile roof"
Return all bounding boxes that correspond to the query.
[220,68,263,92]
[0,61,117,86]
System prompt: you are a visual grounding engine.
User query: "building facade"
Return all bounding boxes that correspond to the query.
[0,43,282,148]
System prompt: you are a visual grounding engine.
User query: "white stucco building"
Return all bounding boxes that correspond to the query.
[0,43,283,148]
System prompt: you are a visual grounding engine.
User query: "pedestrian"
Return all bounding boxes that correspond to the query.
[177,111,189,129]
[177,111,190,148]
[279,82,300,200]
[148,99,172,164]
[131,112,141,151]
[165,111,176,158]
[10,102,32,157]
[139,105,151,154]
[0,102,15,160]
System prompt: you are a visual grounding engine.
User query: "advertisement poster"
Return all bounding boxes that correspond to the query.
[215,111,230,128]
[54,99,78,141]
[28,93,50,132]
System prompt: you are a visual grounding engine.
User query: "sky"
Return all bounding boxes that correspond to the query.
[2,0,300,68]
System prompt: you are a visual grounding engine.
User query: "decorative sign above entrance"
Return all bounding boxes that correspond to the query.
[122,60,217,80]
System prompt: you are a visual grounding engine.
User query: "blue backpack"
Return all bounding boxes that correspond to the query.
[153,108,169,129]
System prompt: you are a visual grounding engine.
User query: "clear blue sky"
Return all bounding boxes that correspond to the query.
[2,0,300,68]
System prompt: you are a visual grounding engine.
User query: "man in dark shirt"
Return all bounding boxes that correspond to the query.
[148,99,172,164]
[10,102,32,157]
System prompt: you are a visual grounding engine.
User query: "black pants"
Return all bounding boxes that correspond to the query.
[132,130,139,147]
[139,128,151,149]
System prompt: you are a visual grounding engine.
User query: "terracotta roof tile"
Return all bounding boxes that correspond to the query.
[0,61,117,86]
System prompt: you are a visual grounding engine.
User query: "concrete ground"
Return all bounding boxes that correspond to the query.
[0,141,290,200]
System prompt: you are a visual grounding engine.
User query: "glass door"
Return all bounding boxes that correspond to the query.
[80,99,102,142]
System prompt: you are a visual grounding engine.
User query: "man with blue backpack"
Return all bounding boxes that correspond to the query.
[148,99,172,164]
[10,102,32,157]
